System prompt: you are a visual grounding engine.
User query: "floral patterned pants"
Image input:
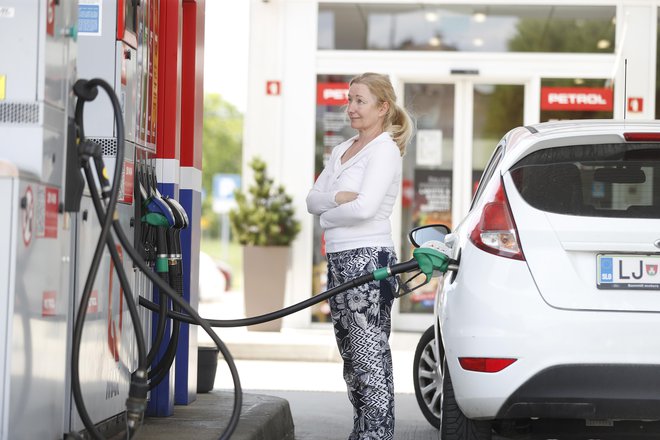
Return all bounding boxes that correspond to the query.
[326,247,398,440]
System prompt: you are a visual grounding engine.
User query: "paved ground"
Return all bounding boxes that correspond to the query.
[132,290,432,440]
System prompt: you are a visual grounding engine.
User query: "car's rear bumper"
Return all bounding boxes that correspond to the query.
[496,364,660,420]
[439,242,660,421]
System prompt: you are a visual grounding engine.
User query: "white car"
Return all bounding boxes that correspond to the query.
[198,251,230,301]
[411,120,660,439]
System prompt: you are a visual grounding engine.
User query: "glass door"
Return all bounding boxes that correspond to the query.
[394,80,524,331]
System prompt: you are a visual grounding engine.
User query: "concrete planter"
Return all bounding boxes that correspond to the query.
[243,245,290,331]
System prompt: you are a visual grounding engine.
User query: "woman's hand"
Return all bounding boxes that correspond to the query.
[335,191,358,205]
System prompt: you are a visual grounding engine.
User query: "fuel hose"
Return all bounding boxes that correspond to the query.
[138,259,422,327]
[71,78,242,440]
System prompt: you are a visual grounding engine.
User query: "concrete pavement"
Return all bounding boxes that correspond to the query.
[129,290,427,440]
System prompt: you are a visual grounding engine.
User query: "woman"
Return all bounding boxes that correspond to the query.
[306,72,413,439]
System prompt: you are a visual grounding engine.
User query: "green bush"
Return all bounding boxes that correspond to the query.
[229,157,301,246]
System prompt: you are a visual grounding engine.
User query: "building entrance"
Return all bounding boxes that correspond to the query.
[394,79,525,330]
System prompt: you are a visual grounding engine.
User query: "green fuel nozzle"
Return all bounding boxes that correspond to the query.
[413,247,451,283]
[371,243,455,284]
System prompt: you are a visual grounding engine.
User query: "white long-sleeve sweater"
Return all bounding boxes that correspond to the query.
[306,132,402,253]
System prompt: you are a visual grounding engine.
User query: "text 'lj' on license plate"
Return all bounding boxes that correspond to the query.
[598,254,660,290]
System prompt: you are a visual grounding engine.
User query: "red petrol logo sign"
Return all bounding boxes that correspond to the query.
[317,82,349,106]
[541,87,613,112]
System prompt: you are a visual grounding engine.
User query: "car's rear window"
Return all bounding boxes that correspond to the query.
[510,143,660,218]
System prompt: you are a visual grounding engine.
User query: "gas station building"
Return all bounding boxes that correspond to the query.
[243,0,660,332]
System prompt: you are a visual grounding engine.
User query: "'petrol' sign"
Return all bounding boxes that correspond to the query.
[317,82,349,106]
[541,87,613,112]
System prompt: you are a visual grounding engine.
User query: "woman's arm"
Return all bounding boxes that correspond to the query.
[306,166,338,215]
[320,144,400,228]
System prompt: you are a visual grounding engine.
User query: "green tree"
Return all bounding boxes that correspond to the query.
[229,157,301,246]
[201,94,243,236]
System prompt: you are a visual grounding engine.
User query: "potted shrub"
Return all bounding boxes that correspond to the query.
[229,157,301,331]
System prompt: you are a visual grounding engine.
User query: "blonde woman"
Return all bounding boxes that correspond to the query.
[306,72,413,439]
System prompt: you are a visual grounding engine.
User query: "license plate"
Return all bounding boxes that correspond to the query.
[597,254,660,290]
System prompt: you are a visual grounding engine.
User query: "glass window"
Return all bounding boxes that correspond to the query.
[318,3,615,54]
[399,83,455,315]
[511,144,660,218]
[471,144,503,211]
[473,84,524,194]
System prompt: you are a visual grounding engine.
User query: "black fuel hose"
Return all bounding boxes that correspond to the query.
[73,78,242,440]
[139,259,420,327]
[84,154,242,440]
[109,205,242,440]
[70,78,139,440]
[83,163,150,438]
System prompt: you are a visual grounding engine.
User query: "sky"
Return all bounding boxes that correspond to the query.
[203,0,250,113]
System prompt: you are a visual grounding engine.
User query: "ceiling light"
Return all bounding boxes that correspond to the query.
[473,38,484,47]
[429,36,441,47]
[473,12,486,23]
[597,39,611,49]
[574,78,585,85]
[425,11,438,22]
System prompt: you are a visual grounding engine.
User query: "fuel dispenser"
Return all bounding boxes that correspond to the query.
[0,1,78,439]
[72,0,153,433]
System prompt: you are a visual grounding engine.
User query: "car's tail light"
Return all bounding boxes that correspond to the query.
[459,357,517,373]
[469,177,525,260]
[623,132,660,142]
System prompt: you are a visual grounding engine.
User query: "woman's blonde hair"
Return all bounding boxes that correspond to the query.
[349,72,414,156]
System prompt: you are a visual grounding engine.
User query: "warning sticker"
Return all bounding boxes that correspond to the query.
[87,290,99,314]
[120,160,134,204]
[42,291,56,317]
[78,1,102,36]
[22,186,34,246]
[0,74,5,101]
[35,185,58,239]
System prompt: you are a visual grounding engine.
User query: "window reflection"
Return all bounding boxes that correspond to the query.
[318,3,615,54]
[473,84,524,193]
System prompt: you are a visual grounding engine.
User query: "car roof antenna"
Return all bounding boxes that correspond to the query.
[623,58,628,120]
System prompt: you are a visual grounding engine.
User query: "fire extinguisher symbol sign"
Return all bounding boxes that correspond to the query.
[47,0,55,36]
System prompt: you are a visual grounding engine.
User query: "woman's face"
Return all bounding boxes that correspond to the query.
[347,83,388,133]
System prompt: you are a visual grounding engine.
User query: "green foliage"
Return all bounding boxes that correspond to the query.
[201,94,243,237]
[229,157,301,246]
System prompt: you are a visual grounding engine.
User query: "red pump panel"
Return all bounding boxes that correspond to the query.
[156,0,182,161]
[180,0,204,170]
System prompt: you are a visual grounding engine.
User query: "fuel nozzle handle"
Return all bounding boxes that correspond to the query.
[371,244,457,283]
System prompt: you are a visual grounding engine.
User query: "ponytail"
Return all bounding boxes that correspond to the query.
[386,104,414,157]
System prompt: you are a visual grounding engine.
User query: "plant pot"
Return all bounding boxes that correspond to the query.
[197,346,219,393]
[243,245,289,331]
